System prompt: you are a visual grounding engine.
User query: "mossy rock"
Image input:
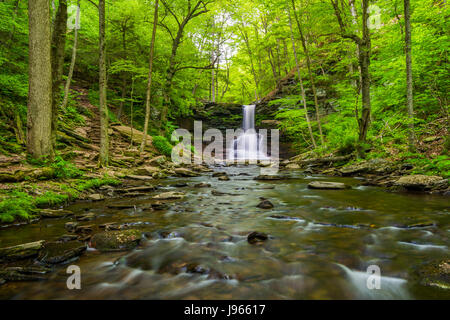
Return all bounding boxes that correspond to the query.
[90,229,142,252]
[410,259,450,290]
[0,240,45,261]
[38,241,86,264]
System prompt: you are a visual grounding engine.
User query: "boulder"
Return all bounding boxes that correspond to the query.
[218,175,230,181]
[90,229,142,252]
[133,166,160,176]
[340,159,394,176]
[39,209,74,219]
[65,222,79,232]
[75,212,96,221]
[212,172,227,177]
[38,241,86,264]
[173,168,201,177]
[410,259,450,290]
[285,163,301,170]
[0,240,45,261]
[394,175,449,191]
[88,193,105,201]
[308,181,350,190]
[153,191,185,200]
[257,200,274,209]
[247,232,268,245]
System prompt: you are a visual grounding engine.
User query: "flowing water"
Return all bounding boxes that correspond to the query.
[0,166,449,299]
[228,105,269,161]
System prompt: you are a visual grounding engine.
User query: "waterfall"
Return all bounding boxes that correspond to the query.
[228,105,269,161]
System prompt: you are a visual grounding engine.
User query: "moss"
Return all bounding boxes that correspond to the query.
[0,176,121,224]
[152,136,173,157]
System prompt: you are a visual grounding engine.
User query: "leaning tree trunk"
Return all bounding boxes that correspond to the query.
[27,0,54,158]
[404,0,415,150]
[287,0,316,149]
[140,0,159,154]
[61,0,80,111]
[98,0,109,167]
[51,0,67,149]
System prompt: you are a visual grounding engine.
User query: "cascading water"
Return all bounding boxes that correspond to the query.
[228,105,269,161]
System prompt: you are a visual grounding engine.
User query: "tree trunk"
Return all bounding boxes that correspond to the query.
[140,0,159,154]
[287,0,316,149]
[358,0,371,144]
[404,0,415,150]
[51,0,67,149]
[98,0,109,167]
[27,0,54,158]
[61,0,80,110]
[117,22,128,120]
[291,0,324,145]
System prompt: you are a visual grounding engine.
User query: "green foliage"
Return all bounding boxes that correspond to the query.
[50,156,83,179]
[0,191,34,223]
[152,136,173,157]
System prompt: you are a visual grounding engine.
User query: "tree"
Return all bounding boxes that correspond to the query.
[140,0,159,154]
[331,0,372,147]
[291,0,324,145]
[404,0,415,150]
[287,0,316,148]
[51,0,68,149]
[159,0,214,127]
[27,0,53,158]
[99,0,109,166]
[61,0,80,111]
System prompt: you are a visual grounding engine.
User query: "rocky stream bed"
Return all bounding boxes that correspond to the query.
[0,163,448,299]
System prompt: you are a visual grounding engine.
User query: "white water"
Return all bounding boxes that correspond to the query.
[228,105,269,161]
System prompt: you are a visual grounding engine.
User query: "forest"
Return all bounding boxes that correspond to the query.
[0,0,448,300]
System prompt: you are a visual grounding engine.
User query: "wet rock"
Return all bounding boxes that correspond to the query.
[411,259,450,290]
[0,266,51,282]
[285,163,301,170]
[107,204,136,209]
[218,175,230,181]
[308,181,350,190]
[58,234,79,242]
[65,222,79,232]
[148,155,167,167]
[0,240,45,261]
[174,168,201,177]
[212,172,227,177]
[247,232,269,245]
[39,209,74,218]
[90,229,142,252]
[254,175,284,180]
[151,202,169,210]
[133,166,159,176]
[269,215,303,221]
[75,212,96,221]
[75,225,94,235]
[117,185,156,193]
[153,191,185,200]
[158,231,182,239]
[152,171,168,179]
[194,182,211,188]
[172,182,188,188]
[257,199,274,209]
[125,174,153,181]
[88,193,105,201]
[38,241,86,264]
[211,190,237,196]
[394,175,449,191]
[340,159,394,176]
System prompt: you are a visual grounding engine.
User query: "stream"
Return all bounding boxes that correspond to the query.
[0,165,448,299]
